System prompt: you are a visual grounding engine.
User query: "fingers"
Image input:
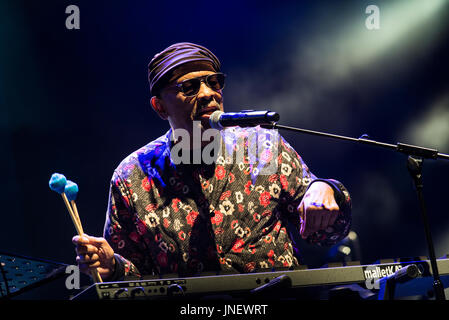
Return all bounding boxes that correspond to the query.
[319,210,331,230]
[72,234,107,246]
[77,252,101,261]
[301,209,320,239]
[72,234,115,278]
[75,245,97,256]
[73,235,96,254]
[78,261,101,274]
[73,234,104,264]
[318,202,339,230]
[300,204,320,239]
[76,253,101,266]
[328,210,339,227]
[299,202,340,239]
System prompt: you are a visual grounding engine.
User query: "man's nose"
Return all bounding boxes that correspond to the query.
[196,81,219,102]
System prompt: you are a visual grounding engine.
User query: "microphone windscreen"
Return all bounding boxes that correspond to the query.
[209,110,224,130]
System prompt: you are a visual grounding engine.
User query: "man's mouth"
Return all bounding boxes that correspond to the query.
[196,106,219,118]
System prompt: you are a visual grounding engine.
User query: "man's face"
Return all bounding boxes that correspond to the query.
[158,70,224,136]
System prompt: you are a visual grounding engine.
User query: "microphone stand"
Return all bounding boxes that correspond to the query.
[262,122,449,300]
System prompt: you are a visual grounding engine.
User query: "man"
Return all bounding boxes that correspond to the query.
[73,42,351,281]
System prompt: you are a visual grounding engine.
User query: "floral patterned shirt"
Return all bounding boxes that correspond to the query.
[103,126,351,280]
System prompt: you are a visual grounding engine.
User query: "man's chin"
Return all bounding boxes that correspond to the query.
[194,114,213,131]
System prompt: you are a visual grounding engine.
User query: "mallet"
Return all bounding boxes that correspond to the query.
[64,180,102,283]
[49,173,102,283]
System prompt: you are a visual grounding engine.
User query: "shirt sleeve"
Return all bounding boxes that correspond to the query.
[278,135,352,247]
[102,171,153,281]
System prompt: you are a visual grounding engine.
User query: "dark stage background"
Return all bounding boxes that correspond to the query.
[1,0,449,299]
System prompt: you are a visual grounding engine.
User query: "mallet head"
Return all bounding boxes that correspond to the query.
[49,173,67,194]
[65,180,79,201]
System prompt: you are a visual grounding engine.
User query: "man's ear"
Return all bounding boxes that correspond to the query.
[150,96,168,120]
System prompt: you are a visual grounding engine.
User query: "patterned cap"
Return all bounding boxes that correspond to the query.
[148,42,221,96]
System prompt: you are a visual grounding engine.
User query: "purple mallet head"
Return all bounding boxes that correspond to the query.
[65,180,79,201]
[49,173,67,194]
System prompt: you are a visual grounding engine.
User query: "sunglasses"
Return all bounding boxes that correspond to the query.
[174,73,226,97]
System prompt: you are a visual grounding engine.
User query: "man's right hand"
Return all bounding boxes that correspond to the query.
[72,234,116,280]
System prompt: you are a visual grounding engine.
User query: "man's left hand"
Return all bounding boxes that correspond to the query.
[298,181,341,239]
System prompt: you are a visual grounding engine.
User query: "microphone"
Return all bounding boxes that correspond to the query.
[209,110,280,130]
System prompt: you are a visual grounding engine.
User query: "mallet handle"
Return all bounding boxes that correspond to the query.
[61,194,103,283]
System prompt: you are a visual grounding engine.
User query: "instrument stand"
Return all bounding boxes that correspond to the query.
[263,121,449,300]
[407,157,446,300]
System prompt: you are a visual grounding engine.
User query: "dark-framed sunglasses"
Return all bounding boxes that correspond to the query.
[175,72,226,97]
